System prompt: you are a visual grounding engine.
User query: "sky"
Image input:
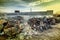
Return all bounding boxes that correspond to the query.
[0,0,60,13]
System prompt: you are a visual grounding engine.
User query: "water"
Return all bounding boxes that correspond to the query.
[5,15,53,23]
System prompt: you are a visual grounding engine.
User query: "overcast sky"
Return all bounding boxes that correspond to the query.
[0,0,60,13]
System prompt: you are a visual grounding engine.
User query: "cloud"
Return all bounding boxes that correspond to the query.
[0,0,57,7]
[22,0,38,2]
[0,0,27,8]
[28,0,54,6]
[0,0,60,13]
[22,0,55,7]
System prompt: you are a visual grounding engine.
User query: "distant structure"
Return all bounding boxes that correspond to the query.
[3,10,53,17]
[15,10,20,13]
[47,10,53,15]
[15,10,20,16]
